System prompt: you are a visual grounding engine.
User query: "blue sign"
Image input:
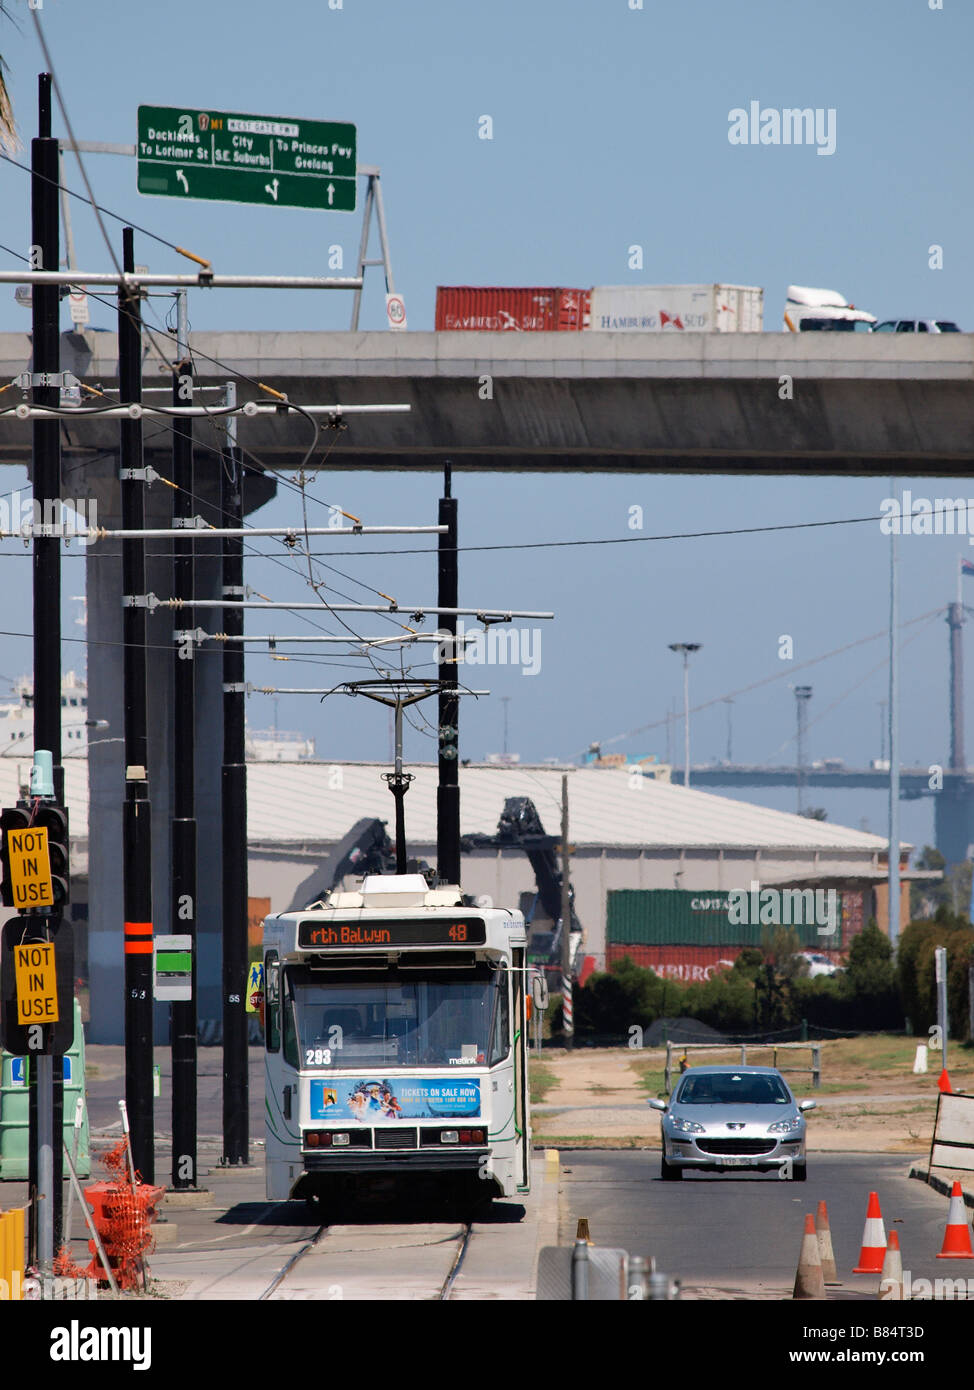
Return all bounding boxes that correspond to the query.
[310,1076,481,1122]
[9,1056,71,1085]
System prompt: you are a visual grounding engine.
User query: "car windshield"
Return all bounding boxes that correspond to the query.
[937,322,960,332]
[676,1072,792,1105]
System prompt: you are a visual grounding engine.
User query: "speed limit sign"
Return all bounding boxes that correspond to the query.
[386,293,407,331]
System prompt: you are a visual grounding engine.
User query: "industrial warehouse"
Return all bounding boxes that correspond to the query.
[0,757,913,1042]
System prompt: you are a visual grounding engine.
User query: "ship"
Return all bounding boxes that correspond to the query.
[0,671,90,759]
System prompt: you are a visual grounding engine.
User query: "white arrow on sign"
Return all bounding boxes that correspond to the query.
[327,183,334,206]
[176,170,189,193]
[265,178,279,202]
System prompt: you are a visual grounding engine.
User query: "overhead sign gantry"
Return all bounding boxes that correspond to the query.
[137,105,357,211]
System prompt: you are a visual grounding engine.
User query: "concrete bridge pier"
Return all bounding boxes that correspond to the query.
[83,455,275,1044]
[933,776,974,875]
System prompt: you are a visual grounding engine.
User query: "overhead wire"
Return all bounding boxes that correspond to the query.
[583,605,946,759]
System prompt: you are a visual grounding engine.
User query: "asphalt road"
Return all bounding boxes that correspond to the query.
[557,1151,958,1299]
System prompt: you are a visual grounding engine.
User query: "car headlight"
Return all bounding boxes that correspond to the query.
[671,1117,705,1134]
[768,1116,802,1133]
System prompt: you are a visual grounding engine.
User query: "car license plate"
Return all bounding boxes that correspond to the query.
[719,1156,752,1167]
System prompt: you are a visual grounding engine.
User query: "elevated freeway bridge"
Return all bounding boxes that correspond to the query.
[2,328,974,474]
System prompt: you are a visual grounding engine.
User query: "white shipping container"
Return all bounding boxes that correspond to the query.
[588,284,763,333]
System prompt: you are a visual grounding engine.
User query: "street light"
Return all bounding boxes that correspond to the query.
[668,643,702,788]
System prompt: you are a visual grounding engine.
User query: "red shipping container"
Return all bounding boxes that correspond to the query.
[435,286,590,332]
[606,943,741,983]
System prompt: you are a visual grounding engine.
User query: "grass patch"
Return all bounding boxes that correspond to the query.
[627,1060,667,1096]
[530,1062,560,1104]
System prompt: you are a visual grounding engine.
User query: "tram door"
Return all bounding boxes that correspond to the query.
[512,947,531,1192]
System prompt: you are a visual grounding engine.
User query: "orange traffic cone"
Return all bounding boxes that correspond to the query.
[853,1191,887,1273]
[815,1200,839,1284]
[877,1231,904,1300]
[938,1069,953,1094]
[937,1181,974,1259]
[793,1213,826,1300]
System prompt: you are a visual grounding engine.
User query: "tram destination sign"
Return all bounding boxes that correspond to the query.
[137,105,357,211]
[299,918,487,949]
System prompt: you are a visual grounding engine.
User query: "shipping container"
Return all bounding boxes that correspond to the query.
[589,284,763,333]
[607,888,837,949]
[435,286,590,332]
[607,943,740,982]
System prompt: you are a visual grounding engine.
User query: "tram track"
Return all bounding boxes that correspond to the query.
[256,1220,475,1301]
[437,1223,473,1300]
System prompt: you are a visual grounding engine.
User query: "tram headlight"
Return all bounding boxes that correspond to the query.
[333,1133,350,1147]
[441,1131,460,1144]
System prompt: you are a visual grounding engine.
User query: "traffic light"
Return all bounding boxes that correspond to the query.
[33,803,69,908]
[0,806,31,908]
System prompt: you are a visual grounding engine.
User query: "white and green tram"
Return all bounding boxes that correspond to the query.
[262,874,532,1207]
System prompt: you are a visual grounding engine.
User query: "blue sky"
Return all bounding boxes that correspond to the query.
[0,0,972,854]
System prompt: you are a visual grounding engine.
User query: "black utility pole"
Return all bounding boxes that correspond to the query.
[170,295,197,1188]
[436,464,460,885]
[29,71,64,1265]
[221,389,249,1165]
[119,227,154,1183]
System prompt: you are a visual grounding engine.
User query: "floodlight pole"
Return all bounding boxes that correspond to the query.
[888,477,901,951]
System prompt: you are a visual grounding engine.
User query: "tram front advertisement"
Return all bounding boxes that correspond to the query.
[262,874,532,1209]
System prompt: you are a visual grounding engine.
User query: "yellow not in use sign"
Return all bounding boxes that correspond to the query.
[14,941,59,1024]
[7,826,54,908]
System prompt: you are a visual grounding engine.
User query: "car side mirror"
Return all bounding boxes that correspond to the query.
[646,1098,667,1112]
[798,1099,816,1112]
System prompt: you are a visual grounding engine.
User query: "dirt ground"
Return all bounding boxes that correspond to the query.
[530,1038,962,1152]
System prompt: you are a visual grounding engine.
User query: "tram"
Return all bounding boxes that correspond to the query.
[262,873,532,1207]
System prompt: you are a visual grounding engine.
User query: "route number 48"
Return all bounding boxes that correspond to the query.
[448,924,468,942]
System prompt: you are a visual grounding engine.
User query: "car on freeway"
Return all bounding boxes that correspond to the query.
[647,1065,815,1182]
[873,318,961,332]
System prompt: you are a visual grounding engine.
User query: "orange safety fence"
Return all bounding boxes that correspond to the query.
[0,1207,26,1301]
[55,1138,164,1292]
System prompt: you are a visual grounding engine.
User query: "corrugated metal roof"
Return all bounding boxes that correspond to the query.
[246,762,893,853]
[0,760,896,855]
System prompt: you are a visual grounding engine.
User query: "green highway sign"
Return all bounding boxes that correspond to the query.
[137,105,357,212]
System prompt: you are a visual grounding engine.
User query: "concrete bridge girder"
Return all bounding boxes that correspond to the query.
[1,329,973,473]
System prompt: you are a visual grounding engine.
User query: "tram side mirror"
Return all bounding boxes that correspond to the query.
[531,973,550,1013]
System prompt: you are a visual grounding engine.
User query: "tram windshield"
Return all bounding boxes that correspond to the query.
[283,964,510,1070]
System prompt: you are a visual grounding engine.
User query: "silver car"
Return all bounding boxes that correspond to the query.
[648,1065,815,1182]
[873,318,960,332]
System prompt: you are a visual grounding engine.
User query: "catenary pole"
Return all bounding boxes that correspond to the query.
[119,226,154,1182]
[561,774,573,1050]
[29,72,63,1271]
[437,464,460,886]
[170,291,198,1188]
[222,384,249,1165]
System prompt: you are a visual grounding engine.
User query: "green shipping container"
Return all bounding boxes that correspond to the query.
[0,996,90,1180]
[607,889,838,948]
